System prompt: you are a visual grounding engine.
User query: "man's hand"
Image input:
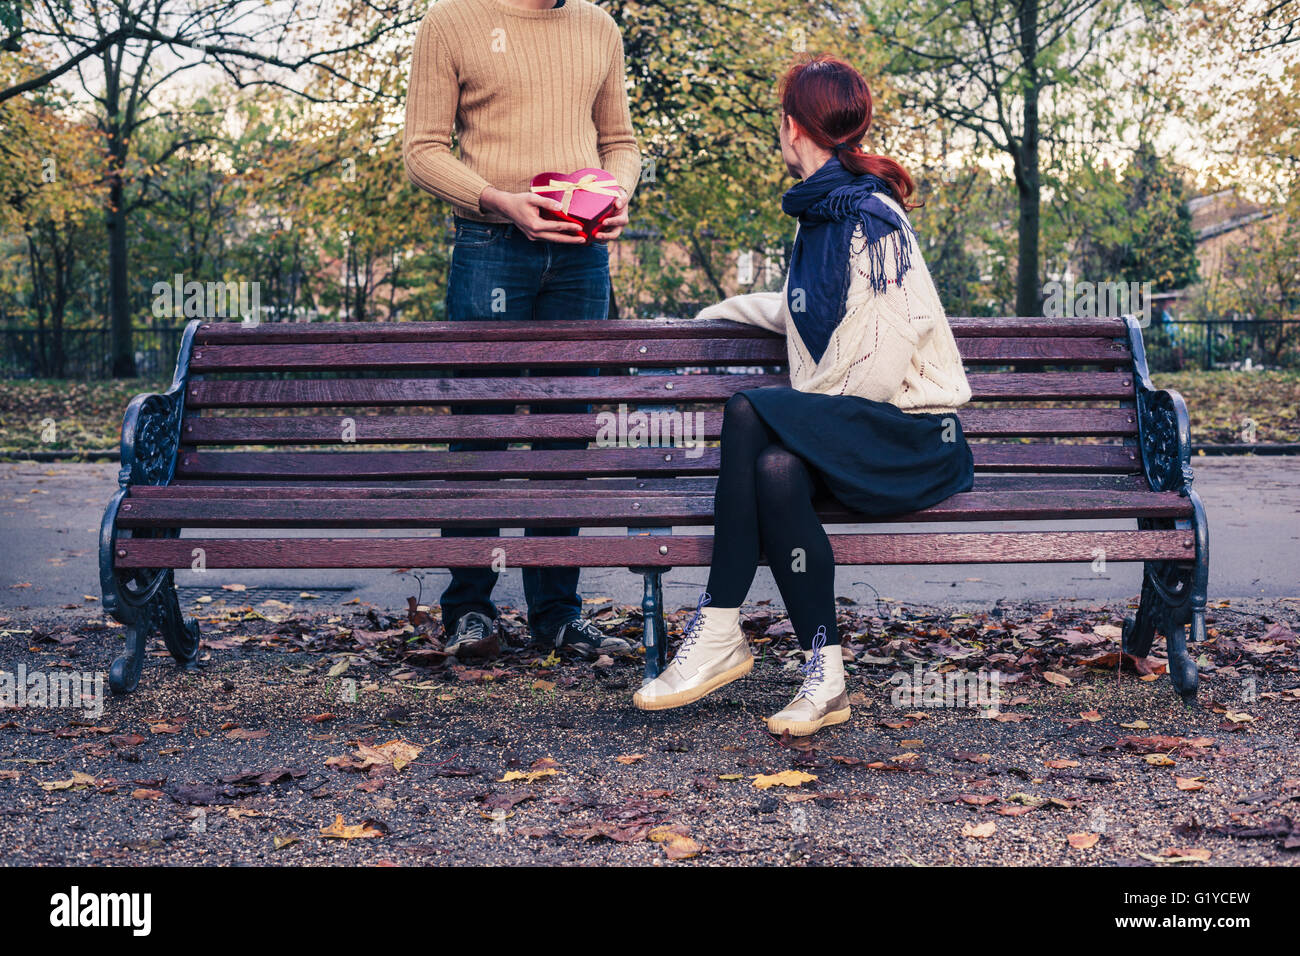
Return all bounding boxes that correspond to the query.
[593,189,629,242]
[479,186,587,243]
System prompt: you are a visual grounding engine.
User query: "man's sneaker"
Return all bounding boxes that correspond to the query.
[633,593,751,711]
[766,626,850,736]
[444,611,499,658]
[552,617,634,659]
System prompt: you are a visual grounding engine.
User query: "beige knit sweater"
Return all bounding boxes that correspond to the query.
[403,0,641,222]
[697,195,972,415]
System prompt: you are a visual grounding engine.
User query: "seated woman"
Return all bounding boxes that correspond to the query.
[633,53,975,736]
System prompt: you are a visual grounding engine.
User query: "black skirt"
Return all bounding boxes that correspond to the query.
[739,386,974,517]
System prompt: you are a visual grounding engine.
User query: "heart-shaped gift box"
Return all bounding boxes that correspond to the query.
[529,167,621,241]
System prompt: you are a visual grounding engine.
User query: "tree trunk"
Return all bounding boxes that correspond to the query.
[108,155,134,376]
[1015,0,1042,319]
[51,226,71,378]
[26,235,49,377]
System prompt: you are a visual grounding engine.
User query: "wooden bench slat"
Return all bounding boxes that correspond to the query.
[192,316,1129,345]
[174,443,1140,480]
[185,372,1135,408]
[117,489,1192,530]
[116,529,1195,569]
[186,374,785,408]
[187,336,1129,372]
[138,478,721,497]
[189,339,789,372]
[948,316,1127,337]
[139,472,1155,498]
[957,337,1129,364]
[182,407,1137,445]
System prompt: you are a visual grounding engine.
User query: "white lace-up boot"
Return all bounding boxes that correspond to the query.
[767,626,850,736]
[633,593,751,711]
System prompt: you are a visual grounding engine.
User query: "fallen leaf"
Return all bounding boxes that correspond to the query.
[648,824,701,860]
[319,814,386,839]
[752,770,817,789]
[226,728,269,741]
[355,739,422,772]
[1139,847,1211,863]
[1068,832,1100,849]
[38,771,98,792]
[500,768,560,784]
[563,822,650,843]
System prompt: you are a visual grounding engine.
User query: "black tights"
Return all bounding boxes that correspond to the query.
[704,393,838,650]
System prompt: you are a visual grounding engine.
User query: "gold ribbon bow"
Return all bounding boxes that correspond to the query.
[530,174,621,215]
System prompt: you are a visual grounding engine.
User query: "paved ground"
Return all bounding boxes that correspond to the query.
[2,457,1298,618]
[1,595,1297,866]
[1,459,1297,866]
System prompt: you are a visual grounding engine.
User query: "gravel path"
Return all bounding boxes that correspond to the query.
[2,594,1297,866]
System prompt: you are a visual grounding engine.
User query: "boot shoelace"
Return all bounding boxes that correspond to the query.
[795,626,830,701]
[565,618,605,644]
[675,591,712,664]
[459,616,488,643]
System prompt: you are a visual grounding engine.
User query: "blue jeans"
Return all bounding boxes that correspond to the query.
[440,217,610,640]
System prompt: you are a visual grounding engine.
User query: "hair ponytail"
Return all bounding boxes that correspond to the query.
[839,152,919,211]
[780,54,922,211]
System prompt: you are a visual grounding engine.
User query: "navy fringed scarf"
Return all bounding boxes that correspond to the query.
[781,155,916,364]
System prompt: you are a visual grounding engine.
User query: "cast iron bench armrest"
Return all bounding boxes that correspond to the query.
[99,320,202,693]
[1125,315,1194,495]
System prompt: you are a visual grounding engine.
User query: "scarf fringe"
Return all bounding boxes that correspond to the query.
[854,217,915,295]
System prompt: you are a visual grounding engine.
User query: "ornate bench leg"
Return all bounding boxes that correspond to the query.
[1121,571,1158,658]
[110,608,152,695]
[1166,611,1202,704]
[106,570,201,695]
[102,490,202,695]
[1121,492,1208,706]
[634,569,668,681]
[156,569,201,672]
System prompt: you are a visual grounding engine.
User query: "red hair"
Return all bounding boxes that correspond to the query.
[779,54,920,211]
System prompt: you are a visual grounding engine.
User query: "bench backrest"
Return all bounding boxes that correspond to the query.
[173,316,1145,485]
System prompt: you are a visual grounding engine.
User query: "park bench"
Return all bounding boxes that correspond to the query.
[99,314,1208,704]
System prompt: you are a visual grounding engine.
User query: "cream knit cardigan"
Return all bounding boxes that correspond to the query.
[696,194,972,416]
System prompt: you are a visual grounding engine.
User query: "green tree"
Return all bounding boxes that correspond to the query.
[2,0,418,374]
[607,1,881,314]
[864,0,1170,317]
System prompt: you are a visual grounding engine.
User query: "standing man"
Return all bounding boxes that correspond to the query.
[403,0,641,658]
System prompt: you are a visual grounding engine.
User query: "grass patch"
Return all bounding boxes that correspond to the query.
[0,379,169,453]
[1152,369,1300,444]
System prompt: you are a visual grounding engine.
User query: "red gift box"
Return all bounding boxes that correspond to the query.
[529,167,621,242]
